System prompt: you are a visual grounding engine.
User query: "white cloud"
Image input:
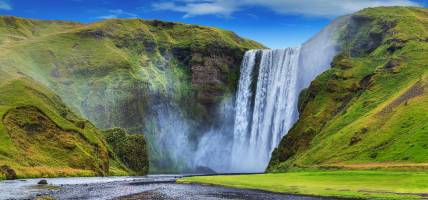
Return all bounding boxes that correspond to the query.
[0,0,12,10]
[98,9,139,19]
[152,0,421,18]
[153,1,238,18]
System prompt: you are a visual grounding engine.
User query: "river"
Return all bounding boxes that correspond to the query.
[0,175,337,200]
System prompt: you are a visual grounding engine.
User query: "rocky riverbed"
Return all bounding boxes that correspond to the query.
[0,175,336,200]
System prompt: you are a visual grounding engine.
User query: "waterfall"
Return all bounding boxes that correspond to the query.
[231,48,301,172]
[231,16,349,172]
[142,15,349,173]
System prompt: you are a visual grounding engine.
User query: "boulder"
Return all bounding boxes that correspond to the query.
[0,165,17,180]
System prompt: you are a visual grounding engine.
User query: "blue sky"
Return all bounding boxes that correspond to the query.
[0,0,426,48]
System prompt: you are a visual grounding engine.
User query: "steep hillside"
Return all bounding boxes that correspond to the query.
[0,77,151,180]
[0,16,264,172]
[0,78,139,179]
[269,7,428,172]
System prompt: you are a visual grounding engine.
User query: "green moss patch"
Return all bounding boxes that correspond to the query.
[104,128,149,175]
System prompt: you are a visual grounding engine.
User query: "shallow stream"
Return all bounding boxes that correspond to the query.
[0,175,336,200]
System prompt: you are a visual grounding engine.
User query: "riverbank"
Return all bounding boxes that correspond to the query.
[178,170,428,199]
[0,175,178,199]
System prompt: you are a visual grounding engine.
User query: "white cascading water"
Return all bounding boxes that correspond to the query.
[231,16,348,172]
[231,48,301,172]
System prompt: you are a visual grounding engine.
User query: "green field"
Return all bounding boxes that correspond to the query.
[179,171,428,199]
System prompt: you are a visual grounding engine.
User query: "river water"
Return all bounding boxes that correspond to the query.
[0,175,336,200]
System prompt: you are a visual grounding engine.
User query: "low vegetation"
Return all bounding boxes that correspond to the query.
[179,170,428,199]
[104,128,149,175]
[0,78,110,179]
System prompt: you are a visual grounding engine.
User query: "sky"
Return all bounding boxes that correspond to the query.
[0,0,427,48]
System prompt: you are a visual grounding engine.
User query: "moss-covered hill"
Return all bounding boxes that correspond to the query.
[0,16,264,174]
[269,7,428,172]
[0,78,121,179]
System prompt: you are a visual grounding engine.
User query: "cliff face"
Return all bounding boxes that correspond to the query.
[71,19,262,127]
[269,7,428,172]
[0,16,264,173]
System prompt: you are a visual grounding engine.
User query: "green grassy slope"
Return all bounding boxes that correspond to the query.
[0,77,151,179]
[0,78,114,179]
[0,16,82,44]
[179,171,428,199]
[269,7,428,172]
